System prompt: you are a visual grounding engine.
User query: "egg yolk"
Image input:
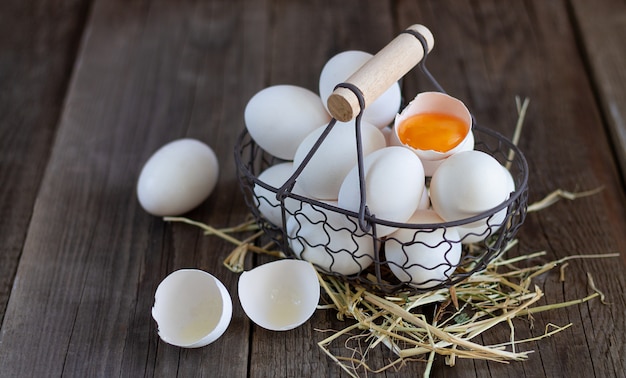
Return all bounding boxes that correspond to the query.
[398,113,469,152]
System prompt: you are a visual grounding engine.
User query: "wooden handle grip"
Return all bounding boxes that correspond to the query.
[326,24,434,122]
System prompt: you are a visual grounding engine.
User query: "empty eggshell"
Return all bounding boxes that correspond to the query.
[244,85,331,160]
[319,50,402,128]
[338,146,425,236]
[385,210,462,289]
[152,269,232,348]
[293,120,386,200]
[287,203,375,275]
[137,138,219,216]
[238,259,320,331]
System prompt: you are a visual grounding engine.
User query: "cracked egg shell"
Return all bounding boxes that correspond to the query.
[394,92,473,176]
[152,269,232,348]
[238,259,320,331]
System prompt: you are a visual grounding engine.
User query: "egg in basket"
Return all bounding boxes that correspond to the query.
[234,25,528,294]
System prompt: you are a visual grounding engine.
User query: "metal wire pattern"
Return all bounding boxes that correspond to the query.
[235,122,528,294]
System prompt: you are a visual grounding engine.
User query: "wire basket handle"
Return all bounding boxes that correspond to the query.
[276,24,435,233]
[327,24,435,122]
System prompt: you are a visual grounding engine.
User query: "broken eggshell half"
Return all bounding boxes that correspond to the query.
[152,269,232,348]
[238,259,320,331]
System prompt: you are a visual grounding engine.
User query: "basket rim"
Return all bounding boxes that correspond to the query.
[234,123,528,230]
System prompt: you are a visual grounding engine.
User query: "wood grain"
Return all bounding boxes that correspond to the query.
[0,0,254,375]
[570,0,626,187]
[0,0,92,325]
[0,0,624,377]
[396,0,626,376]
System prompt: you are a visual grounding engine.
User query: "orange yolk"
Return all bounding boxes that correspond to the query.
[398,113,468,152]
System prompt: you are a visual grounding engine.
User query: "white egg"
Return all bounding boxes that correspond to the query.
[385,210,462,289]
[287,204,375,275]
[293,120,386,200]
[152,269,232,348]
[338,146,425,237]
[430,150,512,223]
[137,138,219,216]
[244,85,331,160]
[455,208,508,244]
[238,259,320,331]
[319,50,401,128]
[454,165,516,244]
[393,92,473,176]
[254,162,308,226]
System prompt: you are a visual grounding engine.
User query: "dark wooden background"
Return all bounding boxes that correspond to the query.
[1,0,625,376]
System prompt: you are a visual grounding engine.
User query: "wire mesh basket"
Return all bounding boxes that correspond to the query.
[234,25,528,294]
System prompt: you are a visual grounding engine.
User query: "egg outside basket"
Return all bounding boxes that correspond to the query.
[234,25,529,295]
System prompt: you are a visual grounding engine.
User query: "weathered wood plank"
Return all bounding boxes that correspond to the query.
[0,0,259,376]
[395,0,626,376]
[0,0,92,325]
[570,0,626,187]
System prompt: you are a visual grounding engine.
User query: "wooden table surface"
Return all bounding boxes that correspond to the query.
[1,0,625,377]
